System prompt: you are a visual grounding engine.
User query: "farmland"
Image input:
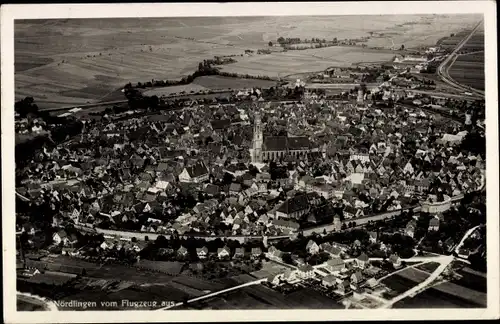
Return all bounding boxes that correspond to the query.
[15,15,480,109]
[414,262,440,274]
[381,267,429,294]
[448,51,485,91]
[180,284,344,309]
[142,75,276,97]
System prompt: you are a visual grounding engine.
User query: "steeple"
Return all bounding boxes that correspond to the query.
[251,111,263,163]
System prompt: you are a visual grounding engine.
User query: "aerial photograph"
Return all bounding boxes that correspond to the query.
[14,14,487,311]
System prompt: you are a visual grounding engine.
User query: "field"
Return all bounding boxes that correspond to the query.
[142,75,276,97]
[218,46,396,78]
[381,268,429,294]
[445,22,484,91]
[183,284,344,309]
[414,262,440,274]
[15,15,480,108]
[394,285,484,308]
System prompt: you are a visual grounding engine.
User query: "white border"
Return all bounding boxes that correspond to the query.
[1,2,498,323]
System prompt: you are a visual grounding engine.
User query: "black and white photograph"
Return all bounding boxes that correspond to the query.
[1,2,498,323]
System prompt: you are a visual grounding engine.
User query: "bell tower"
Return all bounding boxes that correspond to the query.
[252,112,263,163]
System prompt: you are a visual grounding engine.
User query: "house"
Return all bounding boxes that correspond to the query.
[52,230,68,245]
[368,231,378,243]
[178,161,209,183]
[350,271,364,287]
[326,257,345,273]
[196,246,209,259]
[251,247,262,258]
[234,248,245,259]
[275,194,311,219]
[366,278,378,288]
[428,217,440,231]
[324,245,343,258]
[322,274,337,287]
[389,254,402,268]
[336,280,351,295]
[405,220,416,238]
[229,183,242,195]
[22,223,36,236]
[298,264,315,279]
[282,269,299,283]
[266,246,283,261]
[306,240,320,255]
[177,246,189,257]
[271,219,300,232]
[267,273,285,286]
[356,253,369,269]
[217,246,231,259]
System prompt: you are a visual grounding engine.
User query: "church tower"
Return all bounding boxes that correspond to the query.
[357,88,364,105]
[251,112,263,163]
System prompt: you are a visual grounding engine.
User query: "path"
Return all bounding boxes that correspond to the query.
[454,225,482,255]
[158,278,267,310]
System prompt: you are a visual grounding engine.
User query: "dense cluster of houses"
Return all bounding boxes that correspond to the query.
[265,239,404,299]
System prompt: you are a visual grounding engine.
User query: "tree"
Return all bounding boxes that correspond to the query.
[281,252,293,264]
[268,41,273,47]
[400,44,405,50]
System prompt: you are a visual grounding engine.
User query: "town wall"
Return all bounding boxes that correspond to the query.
[421,197,452,214]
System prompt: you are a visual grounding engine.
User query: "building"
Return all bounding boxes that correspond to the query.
[298,264,315,279]
[326,257,345,273]
[217,246,231,259]
[275,193,319,219]
[389,254,402,268]
[357,88,364,105]
[306,240,320,255]
[250,112,263,163]
[178,162,209,183]
[356,253,369,269]
[322,274,337,287]
[261,136,317,161]
[196,246,209,259]
[428,217,440,231]
[405,220,416,238]
[421,195,452,214]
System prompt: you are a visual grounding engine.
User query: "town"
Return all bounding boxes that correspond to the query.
[14,15,487,312]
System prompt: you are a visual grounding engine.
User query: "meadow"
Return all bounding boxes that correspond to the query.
[15,15,481,108]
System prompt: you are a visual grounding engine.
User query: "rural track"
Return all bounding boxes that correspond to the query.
[158,278,268,310]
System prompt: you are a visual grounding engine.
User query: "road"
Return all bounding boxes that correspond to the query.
[39,100,128,113]
[158,278,267,310]
[437,20,484,98]
[454,225,482,256]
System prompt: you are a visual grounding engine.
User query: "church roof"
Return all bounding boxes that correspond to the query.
[263,136,311,152]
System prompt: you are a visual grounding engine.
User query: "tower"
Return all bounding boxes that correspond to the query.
[357,88,364,105]
[251,111,263,163]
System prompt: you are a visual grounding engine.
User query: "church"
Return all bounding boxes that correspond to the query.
[250,112,318,163]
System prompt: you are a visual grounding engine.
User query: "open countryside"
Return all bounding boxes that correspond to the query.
[15,15,480,109]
